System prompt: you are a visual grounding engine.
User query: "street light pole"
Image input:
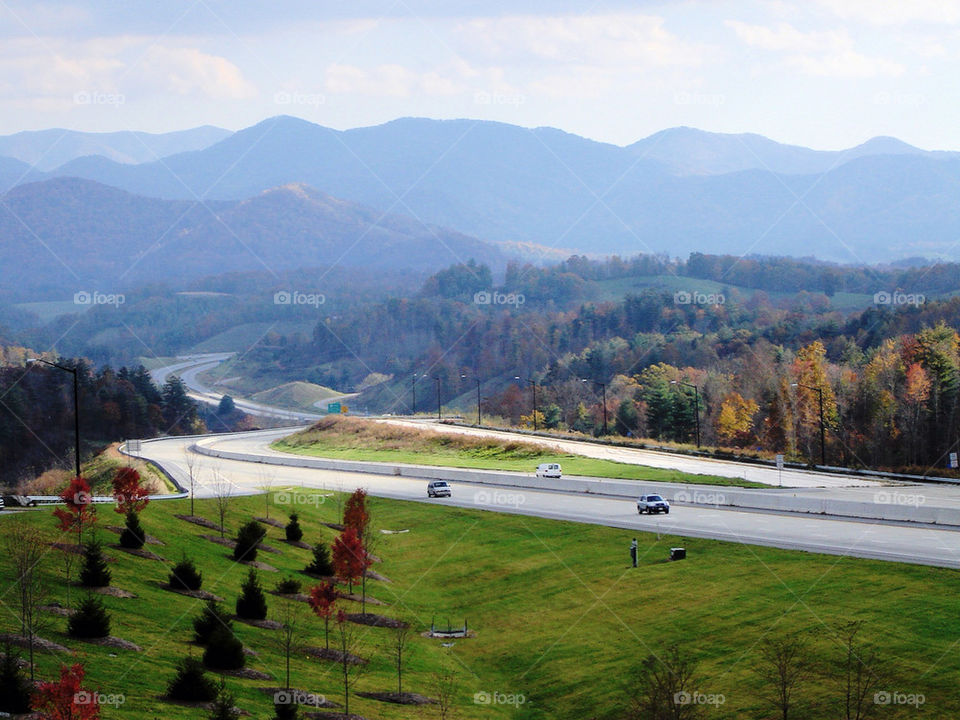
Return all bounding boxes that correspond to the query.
[515,376,538,430]
[28,358,81,479]
[582,379,608,435]
[671,380,700,448]
[791,382,826,466]
[462,374,482,426]
[411,374,417,416]
[434,377,442,421]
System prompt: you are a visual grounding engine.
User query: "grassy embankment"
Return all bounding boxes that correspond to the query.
[273,416,769,488]
[0,490,957,719]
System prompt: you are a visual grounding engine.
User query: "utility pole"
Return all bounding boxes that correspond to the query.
[434,377,442,421]
[29,358,81,478]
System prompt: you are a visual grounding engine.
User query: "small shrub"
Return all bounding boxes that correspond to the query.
[67,595,111,639]
[236,569,268,620]
[275,697,299,720]
[79,538,111,587]
[203,626,246,670]
[208,677,240,720]
[275,577,302,595]
[169,557,203,591]
[119,510,146,549]
[166,656,216,702]
[193,599,234,645]
[285,512,303,542]
[233,520,266,562]
[0,645,32,714]
[305,542,333,576]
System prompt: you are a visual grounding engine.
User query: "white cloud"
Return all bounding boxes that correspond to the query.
[325,63,465,97]
[814,0,960,25]
[726,20,904,78]
[456,14,706,68]
[134,46,255,99]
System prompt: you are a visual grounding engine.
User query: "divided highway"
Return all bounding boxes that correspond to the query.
[137,428,960,569]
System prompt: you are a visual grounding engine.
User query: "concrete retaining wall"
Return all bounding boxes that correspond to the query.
[191,440,960,526]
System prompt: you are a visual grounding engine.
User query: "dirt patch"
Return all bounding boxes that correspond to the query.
[283,539,312,550]
[255,516,286,528]
[158,582,224,602]
[322,522,345,531]
[92,586,137,599]
[302,572,337,583]
[50,542,84,555]
[104,525,164,545]
[113,545,165,561]
[356,691,436,705]
[269,590,311,603]
[303,646,366,665]
[203,534,236,548]
[257,688,339,709]
[219,667,271,681]
[302,711,369,720]
[235,617,282,630]
[236,558,278,572]
[175,514,222,530]
[363,570,391,583]
[84,635,142,652]
[345,613,407,629]
[337,592,387,607]
[41,604,73,617]
[158,697,250,716]
[0,633,72,654]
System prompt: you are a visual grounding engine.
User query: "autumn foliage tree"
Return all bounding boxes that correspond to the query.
[332,527,368,595]
[308,581,338,649]
[32,663,100,720]
[342,489,368,536]
[112,467,150,549]
[53,477,96,547]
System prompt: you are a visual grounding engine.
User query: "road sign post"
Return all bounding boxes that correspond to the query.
[776,454,784,487]
[327,401,341,414]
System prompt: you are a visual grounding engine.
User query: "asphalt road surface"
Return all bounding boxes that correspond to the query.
[138,429,960,569]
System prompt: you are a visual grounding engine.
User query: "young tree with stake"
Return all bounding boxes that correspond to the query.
[308,582,338,650]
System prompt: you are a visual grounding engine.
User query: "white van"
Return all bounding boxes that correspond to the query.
[536,463,562,479]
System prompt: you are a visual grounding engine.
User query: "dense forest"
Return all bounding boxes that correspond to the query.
[0,357,203,487]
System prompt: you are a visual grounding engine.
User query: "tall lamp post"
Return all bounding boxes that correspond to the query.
[671,380,701,448]
[28,357,81,479]
[582,379,608,435]
[433,376,442,421]
[515,376,537,430]
[791,382,826,466]
[411,373,418,416]
[462,374,481,426]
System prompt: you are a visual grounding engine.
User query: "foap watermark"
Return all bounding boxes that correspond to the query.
[274,690,326,707]
[74,691,125,708]
[674,691,726,707]
[674,489,726,506]
[474,690,526,706]
[73,491,94,506]
[874,691,925,707]
[474,90,525,107]
[274,290,325,308]
[674,290,725,306]
[874,291,925,307]
[274,491,326,508]
[874,490,925,508]
[74,290,125,308]
[674,90,725,106]
[473,489,526,509]
[474,290,525,307]
[74,90,125,107]
[274,90,326,107]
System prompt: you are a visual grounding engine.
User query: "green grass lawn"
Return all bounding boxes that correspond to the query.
[273,418,768,488]
[1,492,958,719]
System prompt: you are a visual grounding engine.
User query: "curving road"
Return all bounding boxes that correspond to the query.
[137,428,960,569]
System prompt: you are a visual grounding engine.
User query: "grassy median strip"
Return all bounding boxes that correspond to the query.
[2,490,959,718]
[274,416,768,488]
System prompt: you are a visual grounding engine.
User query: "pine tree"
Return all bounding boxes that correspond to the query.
[79,538,111,587]
[119,510,146,549]
[193,599,234,645]
[203,626,245,670]
[235,569,268,620]
[0,645,32,714]
[67,595,111,639]
[208,677,240,720]
[285,513,303,542]
[166,656,216,702]
[233,520,266,562]
[305,542,333,576]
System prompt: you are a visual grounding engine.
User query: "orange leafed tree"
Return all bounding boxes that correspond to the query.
[308,581,339,649]
[342,489,369,536]
[111,467,150,515]
[33,663,101,719]
[53,476,96,546]
[332,526,368,594]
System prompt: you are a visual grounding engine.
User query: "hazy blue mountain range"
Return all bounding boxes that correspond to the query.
[0,125,231,171]
[3,117,960,264]
[0,177,508,298]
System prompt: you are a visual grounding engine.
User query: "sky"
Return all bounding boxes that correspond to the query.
[1,0,957,149]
